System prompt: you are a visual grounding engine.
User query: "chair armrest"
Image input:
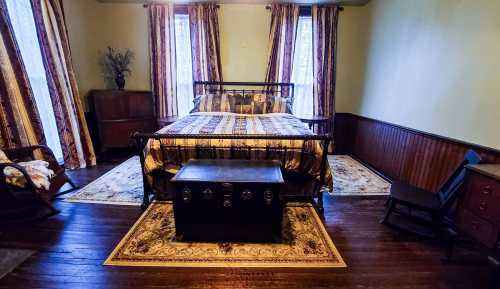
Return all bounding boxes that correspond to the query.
[0,162,40,193]
[4,145,59,169]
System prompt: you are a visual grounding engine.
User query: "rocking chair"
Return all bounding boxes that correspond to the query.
[380,149,481,237]
[0,145,78,222]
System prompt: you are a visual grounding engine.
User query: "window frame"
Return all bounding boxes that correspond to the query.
[174,5,188,15]
[173,8,195,117]
[290,12,314,117]
[299,6,312,17]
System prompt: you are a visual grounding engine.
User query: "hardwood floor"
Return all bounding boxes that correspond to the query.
[0,160,492,289]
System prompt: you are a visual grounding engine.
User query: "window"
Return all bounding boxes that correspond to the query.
[174,14,194,117]
[6,0,63,162]
[291,16,313,118]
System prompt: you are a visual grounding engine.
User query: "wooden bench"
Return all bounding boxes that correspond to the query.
[171,159,284,243]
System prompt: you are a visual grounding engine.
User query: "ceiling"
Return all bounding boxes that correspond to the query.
[97,0,370,6]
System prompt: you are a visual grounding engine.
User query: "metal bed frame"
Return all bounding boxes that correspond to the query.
[133,82,330,213]
[192,81,295,104]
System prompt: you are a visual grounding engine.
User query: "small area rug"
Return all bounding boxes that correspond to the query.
[328,155,391,196]
[64,156,143,205]
[64,154,391,205]
[105,201,346,268]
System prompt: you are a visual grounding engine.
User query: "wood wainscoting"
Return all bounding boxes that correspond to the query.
[334,113,500,192]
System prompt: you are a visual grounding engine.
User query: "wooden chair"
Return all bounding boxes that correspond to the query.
[380,149,481,237]
[0,145,78,222]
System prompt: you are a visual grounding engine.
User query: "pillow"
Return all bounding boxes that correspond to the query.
[191,94,231,113]
[249,93,267,114]
[3,160,54,190]
[265,96,293,114]
[227,93,293,114]
[0,149,54,190]
[191,93,293,114]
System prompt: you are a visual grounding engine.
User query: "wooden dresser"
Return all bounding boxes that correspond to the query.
[89,90,156,152]
[452,164,500,289]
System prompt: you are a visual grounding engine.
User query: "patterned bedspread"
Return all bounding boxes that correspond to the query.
[144,112,332,189]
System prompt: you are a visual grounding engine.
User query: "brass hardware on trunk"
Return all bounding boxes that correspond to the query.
[223,195,232,208]
[241,189,253,201]
[482,186,492,195]
[182,187,192,203]
[222,183,233,207]
[264,189,273,205]
[202,188,213,200]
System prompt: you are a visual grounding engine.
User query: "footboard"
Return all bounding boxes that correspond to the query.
[132,133,331,213]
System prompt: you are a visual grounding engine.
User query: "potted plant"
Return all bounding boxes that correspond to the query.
[99,47,134,90]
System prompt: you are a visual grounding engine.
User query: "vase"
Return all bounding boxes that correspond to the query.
[115,72,125,90]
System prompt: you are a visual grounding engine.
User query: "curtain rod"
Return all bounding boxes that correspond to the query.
[143,3,220,8]
[142,3,341,10]
[265,4,344,11]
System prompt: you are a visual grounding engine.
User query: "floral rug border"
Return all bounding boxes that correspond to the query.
[104,202,346,268]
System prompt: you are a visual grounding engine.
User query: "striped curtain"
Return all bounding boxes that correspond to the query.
[0,0,45,149]
[31,0,96,169]
[188,3,222,94]
[148,4,177,118]
[264,3,299,96]
[312,5,339,141]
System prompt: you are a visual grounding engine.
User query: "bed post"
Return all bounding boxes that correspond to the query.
[317,136,331,215]
[133,133,153,210]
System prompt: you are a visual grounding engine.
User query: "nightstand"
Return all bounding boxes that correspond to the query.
[158,116,179,128]
[299,116,330,134]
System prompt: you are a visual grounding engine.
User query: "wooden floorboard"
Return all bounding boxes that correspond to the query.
[0,161,492,289]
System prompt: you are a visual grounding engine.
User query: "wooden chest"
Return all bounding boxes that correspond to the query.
[456,164,500,254]
[171,159,284,243]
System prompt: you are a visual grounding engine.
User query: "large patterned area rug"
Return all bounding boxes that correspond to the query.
[105,201,346,268]
[64,154,391,205]
[329,155,391,196]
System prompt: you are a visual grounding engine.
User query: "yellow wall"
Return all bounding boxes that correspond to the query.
[63,0,500,149]
[352,0,500,149]
[63,0,150,109]
[218,4,270,82]
[335,5,371,113]
[63,1,365,112]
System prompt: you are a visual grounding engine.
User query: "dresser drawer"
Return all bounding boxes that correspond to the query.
[464,171,500,224]
[99,119,156,148]
[456,208,498,248]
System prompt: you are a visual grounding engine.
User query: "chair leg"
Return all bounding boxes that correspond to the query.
[380,198,395,224]
[383,196,391,207]
[443,227,457,263]
[39,196,61,216]
[67,176,78,189]
[55,174,79,197]
[431,212,442,239]
[488,257,500,289]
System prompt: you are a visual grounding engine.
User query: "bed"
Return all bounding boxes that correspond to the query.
[133,81,332,213]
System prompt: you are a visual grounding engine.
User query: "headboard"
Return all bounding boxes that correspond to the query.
[193,81,295,104]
